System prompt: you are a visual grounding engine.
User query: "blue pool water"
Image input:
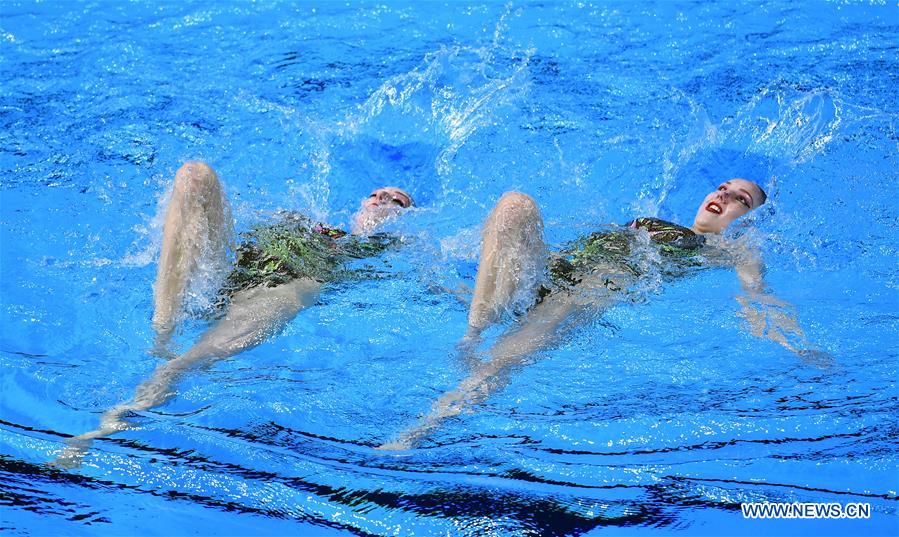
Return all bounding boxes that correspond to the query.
[1,1,897,535]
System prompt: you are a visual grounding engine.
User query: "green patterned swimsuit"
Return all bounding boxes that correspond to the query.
[222,212,395,295]
[548,217,706,290]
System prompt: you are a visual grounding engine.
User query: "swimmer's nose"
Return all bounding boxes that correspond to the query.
[362,191,388,209]
[370,190,398,208]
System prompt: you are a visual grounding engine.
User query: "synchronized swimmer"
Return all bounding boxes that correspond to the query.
[54,162,826,465]
[55,162,413,466]
[381,179,828,449]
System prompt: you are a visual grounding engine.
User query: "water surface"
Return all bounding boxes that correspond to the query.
[1,2,897,535]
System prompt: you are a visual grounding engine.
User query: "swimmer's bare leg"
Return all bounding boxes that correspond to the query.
[152,161,232,353]
[466,192,548,340]
[381,264,635,450]
[52,278,321,468]
[380,290,578,450]
[382,192,550,449]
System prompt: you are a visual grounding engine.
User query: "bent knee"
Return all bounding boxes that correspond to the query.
[490,191,542,230]
[497,191,537,212]
[174,161,220,195]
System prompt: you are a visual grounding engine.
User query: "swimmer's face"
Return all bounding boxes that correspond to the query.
[692,178,765,234]
[351,187,413,235]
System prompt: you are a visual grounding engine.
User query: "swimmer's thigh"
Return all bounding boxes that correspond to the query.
[469,192,547,332]
[153,162,232,341]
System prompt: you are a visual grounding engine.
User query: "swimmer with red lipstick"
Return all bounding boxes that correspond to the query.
[383,178,831,450]
[691,178,764,234]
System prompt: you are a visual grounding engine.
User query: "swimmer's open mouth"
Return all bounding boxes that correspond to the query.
[705,202,722,214]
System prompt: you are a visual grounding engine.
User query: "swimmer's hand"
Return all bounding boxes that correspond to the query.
[149,344,178,361]
[427,283,472,306]
[736,294,833,368]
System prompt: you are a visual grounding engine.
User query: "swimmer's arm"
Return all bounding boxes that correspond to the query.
[734,253,832,367]
[735,249,765,295]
